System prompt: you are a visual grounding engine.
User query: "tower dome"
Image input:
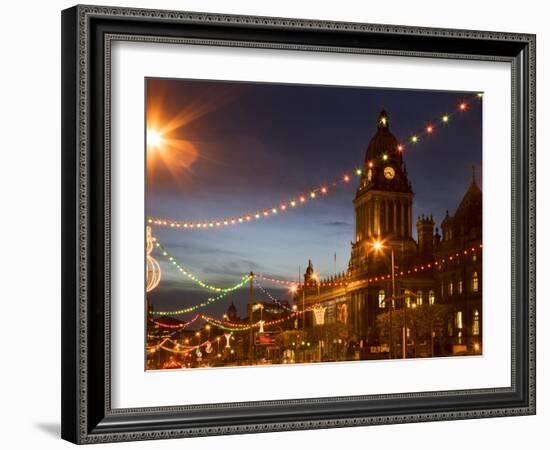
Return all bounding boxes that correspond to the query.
[364,110,402,165]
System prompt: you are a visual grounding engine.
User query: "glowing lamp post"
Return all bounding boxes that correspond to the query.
[371,239,397,359]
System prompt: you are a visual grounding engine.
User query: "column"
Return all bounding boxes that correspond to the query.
[399,202,407,237]
[374,198,380,236]
[408,200,412,238]
[393,200,398,235]
[385,199,389,234]
[362,205,366,240]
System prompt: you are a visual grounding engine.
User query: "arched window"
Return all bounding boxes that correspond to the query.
[473,310,480,336]
[428,290,435,305]
[472,271,479,293]
[458,280,463,294]
[416,290,423,305]
[378,290,386,308]
[448,280,454,296]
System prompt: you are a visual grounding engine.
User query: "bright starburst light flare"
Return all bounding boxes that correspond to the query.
[146,84,240,188]
[147,129,163,149]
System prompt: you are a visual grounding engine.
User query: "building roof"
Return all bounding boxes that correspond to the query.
[454,180,482,220]
[364,110,402,165]
[439,178,482,240]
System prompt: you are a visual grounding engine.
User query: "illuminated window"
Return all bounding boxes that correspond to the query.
[428,290,435,305]
[473,310,480,336]
[458,280,463,294]
[472,271,479,293]
[378,290,386,308]
[417,290,423,305]
[456,311,463,329]
[472,254,477,262]
[405,294,411,308]
[448,280,454,296]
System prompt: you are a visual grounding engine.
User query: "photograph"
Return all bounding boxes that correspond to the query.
[144,79,483,370]
[55,3,537,444]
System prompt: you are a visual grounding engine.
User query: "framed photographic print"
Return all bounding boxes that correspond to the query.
[61,5,536,444]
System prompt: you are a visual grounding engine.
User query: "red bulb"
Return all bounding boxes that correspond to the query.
[426,125,433,134]
[459,102,467,111]
[397,144,404,151]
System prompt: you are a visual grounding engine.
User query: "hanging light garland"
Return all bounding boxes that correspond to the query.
[151,284,247,316]
[198,240,481,331]
[153,237,251,293]
[147,93,481,231]
[150,337,214,354]
[151,314,201,330]
[253,278,294,311]
[256,243,482,287]
[147,171,359,230]
[147,243,481,332]
[201,305,317,332]
[149,243,481,319]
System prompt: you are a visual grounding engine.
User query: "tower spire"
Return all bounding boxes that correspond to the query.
[377,109,389,129]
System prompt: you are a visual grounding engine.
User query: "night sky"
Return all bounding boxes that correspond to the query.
[145,78,482,323]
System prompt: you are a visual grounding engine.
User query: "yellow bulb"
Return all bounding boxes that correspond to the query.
[442,115,449,123]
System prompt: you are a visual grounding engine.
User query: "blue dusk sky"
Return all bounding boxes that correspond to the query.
[145,78,482,321]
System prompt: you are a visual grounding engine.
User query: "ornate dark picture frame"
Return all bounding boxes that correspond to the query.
[61,4,536,444]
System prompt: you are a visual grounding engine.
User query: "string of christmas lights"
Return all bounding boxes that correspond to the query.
[149,243,481,318]
[201,305,315,332]
[255,273,346,288]
[153,237,251,293]
[252,278,294,311]
[147,93,482,231]
[149,337,213,354]
[152,314,201,330]
[151,284,247,316]
[256,243,482,287]
[147,171,358,230]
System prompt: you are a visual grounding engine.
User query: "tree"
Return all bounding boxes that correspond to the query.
[412,304,451,357]
[308,322,352,361]
[377,304,451,358]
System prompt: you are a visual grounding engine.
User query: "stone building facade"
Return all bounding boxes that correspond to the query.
[296,110,482,357]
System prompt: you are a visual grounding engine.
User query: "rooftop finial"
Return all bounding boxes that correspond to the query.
[378,109,389,129]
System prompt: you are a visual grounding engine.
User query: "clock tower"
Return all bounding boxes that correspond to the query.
[349,110,417,276]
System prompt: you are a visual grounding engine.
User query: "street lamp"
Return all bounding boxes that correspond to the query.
[195,331,201,346]
[371,239,397,359]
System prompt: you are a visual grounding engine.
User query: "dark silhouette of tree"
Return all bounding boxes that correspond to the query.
[377,304,451,358]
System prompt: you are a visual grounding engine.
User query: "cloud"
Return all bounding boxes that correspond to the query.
[323,221,352,227]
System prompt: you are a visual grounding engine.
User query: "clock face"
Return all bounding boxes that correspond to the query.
[384,166,395,180]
